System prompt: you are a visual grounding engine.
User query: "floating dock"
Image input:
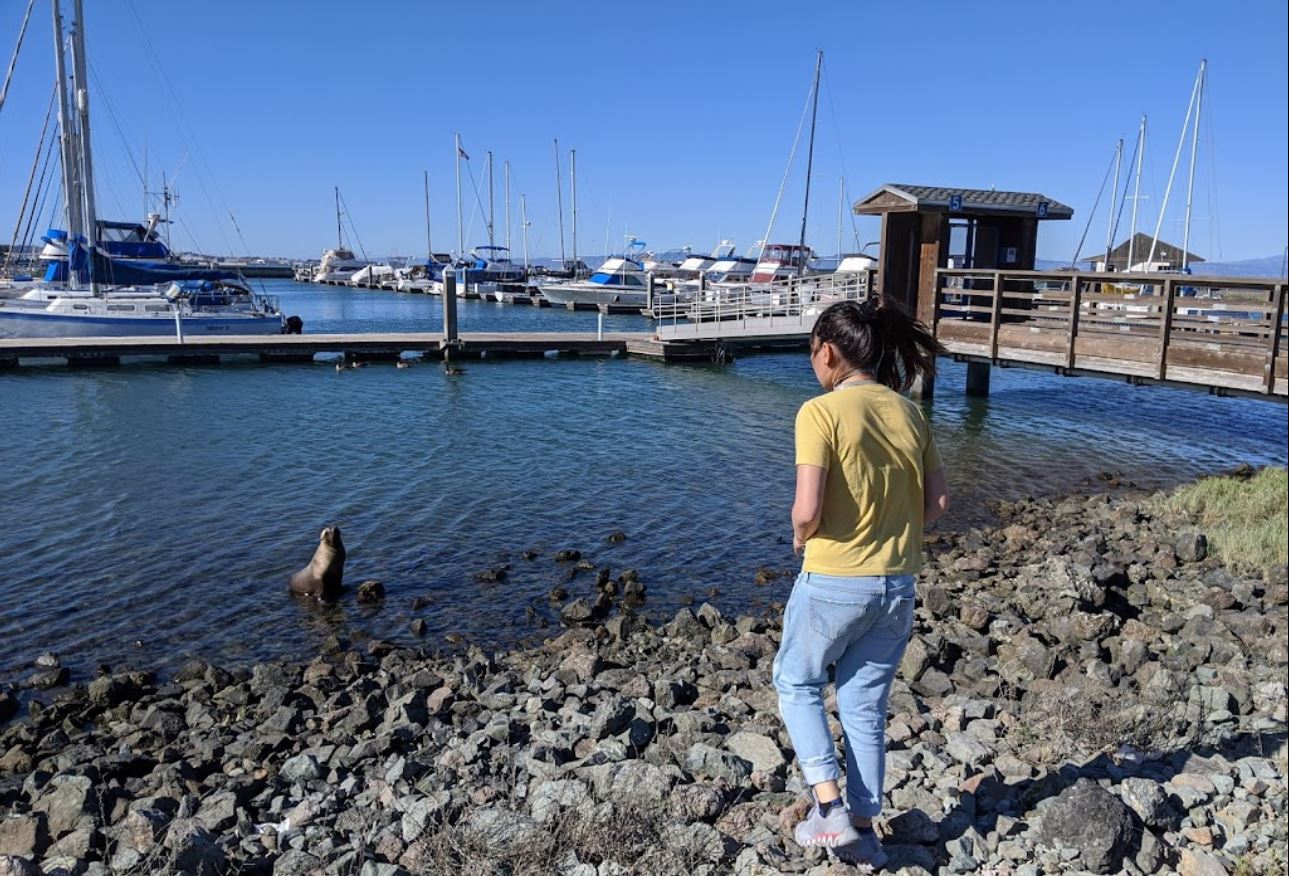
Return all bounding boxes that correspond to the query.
[0,331,797,368]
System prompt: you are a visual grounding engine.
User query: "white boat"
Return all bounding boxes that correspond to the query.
[748,242,817,285]
[537,249,650,308]
[312,247,367,284]
[394,253,453,293]
[348,262,403,288]
[0,280,285,338]
[0,0,288,339]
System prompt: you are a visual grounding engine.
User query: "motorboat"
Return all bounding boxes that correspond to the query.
[312,247,367,283]
[537,243,651,308]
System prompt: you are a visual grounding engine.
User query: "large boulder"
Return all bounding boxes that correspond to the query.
[1036,778,1137,874]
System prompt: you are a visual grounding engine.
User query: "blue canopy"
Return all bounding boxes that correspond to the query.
[67,243,236,285]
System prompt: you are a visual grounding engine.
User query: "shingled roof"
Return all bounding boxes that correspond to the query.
[853,184,1073,219]
[1082,232,1204,268]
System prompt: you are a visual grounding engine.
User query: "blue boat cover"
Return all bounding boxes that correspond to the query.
[68,243,236,284]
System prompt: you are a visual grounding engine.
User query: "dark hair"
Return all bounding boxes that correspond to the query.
[810,296,947,392]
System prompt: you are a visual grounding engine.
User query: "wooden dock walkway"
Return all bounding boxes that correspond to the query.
[648,269,1287,401]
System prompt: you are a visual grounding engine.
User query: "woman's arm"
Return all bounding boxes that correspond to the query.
[924,466,950,527]
[792,464,827,554]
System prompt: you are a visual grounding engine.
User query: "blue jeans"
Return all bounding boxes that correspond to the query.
[772,572,916,817]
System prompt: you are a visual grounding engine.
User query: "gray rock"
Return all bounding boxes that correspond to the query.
[578,761,672,804]
[32,775,94,839]
[885,808,940,844]
[589,696,634,740]
[273,849,323,875]
[726,731,786,775]
[280,753,323,783]
[163,819,224,876]
[1036,778,1136,874]
[0,856,40,876]
[196,789,239,832]
[945,732,992,766]
[1175,530,1208,563]
[119,809,168,852]
[0,815,48,860]
[529,780,587,825]
[1178,848,1228,876]
[1117,777,1176,830]
[661,822,730,863]
[400,792,451,842]
[684,743,752,784]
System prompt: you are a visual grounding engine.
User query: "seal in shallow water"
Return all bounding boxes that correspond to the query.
[288,526,346,600]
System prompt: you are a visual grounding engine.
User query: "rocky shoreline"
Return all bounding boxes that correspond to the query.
[1,484,1286,876]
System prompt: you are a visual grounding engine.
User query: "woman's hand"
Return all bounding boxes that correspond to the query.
[793,534,807,555]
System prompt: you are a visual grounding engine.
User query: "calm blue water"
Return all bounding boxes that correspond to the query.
[1,280,1285,684]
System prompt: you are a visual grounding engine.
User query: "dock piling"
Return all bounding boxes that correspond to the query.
[965,361,991,397]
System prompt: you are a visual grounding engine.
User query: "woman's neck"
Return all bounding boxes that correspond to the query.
[833,370,874,390]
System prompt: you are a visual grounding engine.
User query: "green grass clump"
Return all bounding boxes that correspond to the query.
[1159,467,1288,576]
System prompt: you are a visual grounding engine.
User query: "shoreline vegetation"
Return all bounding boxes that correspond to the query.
[0,470,1286,875]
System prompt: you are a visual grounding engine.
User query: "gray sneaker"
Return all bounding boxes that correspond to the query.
[793,803,862,849]
[834,827,889,869]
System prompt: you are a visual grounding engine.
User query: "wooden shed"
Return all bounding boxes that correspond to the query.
[853,184,1073,325]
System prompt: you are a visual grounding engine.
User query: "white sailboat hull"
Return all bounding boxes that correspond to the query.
[0,308,285,339]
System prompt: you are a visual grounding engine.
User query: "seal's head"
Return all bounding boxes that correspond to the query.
[319,526,345,558]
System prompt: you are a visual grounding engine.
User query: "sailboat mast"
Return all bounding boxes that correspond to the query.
[50,0,82,288]
[1148,66,1202,269]
[1104,139,1123,269]
[1127,115,1146,271]
[553,139,565,266]
[1181,59,1206,271]
[570,148,578,274]
[454,134,464,258]
[70,0,97,293]
[504,160,511,254]
[334,186,342,250]
[486,150,494,248]
[837,176,844,259]
[423,171,432,259]
[797,50,823,273]
[521,194,529,272]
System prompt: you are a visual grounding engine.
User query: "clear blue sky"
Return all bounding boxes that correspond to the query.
[2,0,1285,263]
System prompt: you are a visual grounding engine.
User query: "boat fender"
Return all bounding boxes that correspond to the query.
[285,315,304,334]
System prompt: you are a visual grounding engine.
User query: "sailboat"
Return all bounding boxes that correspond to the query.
[0,0,285,338]
[312,187,370,284]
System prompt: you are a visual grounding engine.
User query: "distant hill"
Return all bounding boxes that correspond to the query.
[1034,254,1286,278]
[1190,255,1286,279]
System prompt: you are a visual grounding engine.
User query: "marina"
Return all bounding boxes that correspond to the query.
[1,3,1287,874]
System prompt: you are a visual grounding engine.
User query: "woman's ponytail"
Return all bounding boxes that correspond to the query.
[811,296,947,392]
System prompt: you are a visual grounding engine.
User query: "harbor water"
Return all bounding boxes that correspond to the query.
[1,280,1285,685]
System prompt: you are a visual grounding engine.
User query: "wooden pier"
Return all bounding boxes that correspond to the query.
[648,269,1286,400]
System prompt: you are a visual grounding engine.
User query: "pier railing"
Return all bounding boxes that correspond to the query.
[650,269,875,338]
[932,268,1287,396]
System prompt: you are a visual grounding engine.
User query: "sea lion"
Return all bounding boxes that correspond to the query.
[288,526,346,600]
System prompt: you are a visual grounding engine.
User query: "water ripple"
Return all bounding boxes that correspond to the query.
[0,280,1284,681]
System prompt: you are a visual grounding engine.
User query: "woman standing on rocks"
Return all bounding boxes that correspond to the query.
[774,298,950,867]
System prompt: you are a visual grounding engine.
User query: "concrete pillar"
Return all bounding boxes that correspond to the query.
[965,361,991,397]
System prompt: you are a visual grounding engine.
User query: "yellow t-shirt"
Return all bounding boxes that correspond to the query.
[794,383,943,576]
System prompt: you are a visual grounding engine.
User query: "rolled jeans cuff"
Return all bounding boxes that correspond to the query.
[799,754,840,787]
[847,791,882,818]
